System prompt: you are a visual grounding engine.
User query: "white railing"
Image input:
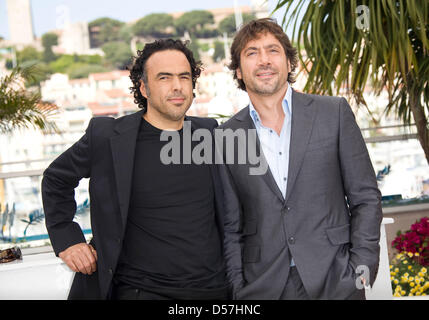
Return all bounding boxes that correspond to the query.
[364,218,394,299]
[0,218,412,300]
[0,248,74,299]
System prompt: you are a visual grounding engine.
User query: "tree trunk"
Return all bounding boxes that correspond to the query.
[408,88,429,165]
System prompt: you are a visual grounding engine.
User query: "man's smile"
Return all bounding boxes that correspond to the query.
[255,70,277,79]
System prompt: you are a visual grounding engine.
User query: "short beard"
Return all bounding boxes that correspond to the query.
[240,67,284,96]
[247,78,282,96]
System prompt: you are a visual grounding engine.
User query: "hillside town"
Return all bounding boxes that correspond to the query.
[1,3,428,301]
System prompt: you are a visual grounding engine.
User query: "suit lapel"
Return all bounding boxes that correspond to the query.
[235,108,284,203]
[110,110,143,233]
[284,90,316,203]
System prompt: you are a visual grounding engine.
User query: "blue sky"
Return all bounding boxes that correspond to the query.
[0,0,292,39]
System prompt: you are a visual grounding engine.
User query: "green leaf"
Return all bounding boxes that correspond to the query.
[274,0,429,164]
[0,65,59,134]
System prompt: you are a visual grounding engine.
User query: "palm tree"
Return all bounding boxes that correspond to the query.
[273,1,429,163]
[0,65,58,134]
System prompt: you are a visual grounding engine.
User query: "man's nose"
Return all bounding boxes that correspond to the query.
[172,76,182,91]
[257,50,271,66]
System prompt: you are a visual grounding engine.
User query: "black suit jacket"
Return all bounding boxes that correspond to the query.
[42,110,226,299]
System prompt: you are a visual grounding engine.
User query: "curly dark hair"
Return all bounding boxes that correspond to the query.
[228,18,298,91]
[128,39,203,111]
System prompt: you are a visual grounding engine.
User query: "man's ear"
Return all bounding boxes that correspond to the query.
[236,68,242,80]
[139,80,147,99]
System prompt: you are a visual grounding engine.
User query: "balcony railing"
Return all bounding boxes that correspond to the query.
[0,218,405,300]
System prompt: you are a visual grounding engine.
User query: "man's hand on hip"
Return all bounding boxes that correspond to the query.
[59,243,98,275]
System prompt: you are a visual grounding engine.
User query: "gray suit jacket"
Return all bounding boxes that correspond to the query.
[218,89,382,299]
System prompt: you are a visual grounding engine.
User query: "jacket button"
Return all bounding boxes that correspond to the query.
[288,237,295,244]
[108,268,113,275]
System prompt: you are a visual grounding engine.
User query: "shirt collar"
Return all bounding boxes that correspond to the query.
[249,84,293,126]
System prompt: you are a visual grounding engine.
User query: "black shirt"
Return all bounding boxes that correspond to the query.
[114,117,227,298]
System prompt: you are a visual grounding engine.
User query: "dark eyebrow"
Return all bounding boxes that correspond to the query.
[244,46,258,54]
[156,72,191,78]
[244,44,281,54]
[178,72,192,77]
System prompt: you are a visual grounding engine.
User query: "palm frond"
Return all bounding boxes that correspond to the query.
[274,0,429,161]
[0,65,59,134]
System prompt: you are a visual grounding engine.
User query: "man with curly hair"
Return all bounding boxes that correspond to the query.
[42,39,230,300]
